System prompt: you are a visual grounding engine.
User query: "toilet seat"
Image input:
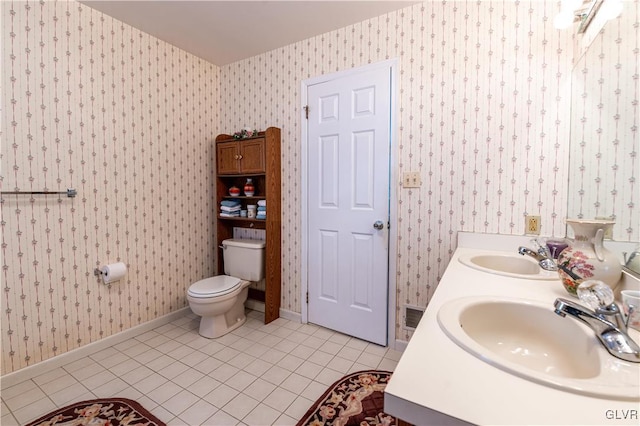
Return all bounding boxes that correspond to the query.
[188,275,242,299]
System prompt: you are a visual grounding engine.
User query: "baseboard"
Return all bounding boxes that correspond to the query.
[0,307,191,389]
[394,339,408,352]
[245,299,265,313]
[279,308,301,323]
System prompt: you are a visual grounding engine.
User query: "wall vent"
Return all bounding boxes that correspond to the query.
[403,304,425,330]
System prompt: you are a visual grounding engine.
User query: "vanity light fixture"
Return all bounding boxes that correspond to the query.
[553,0,623,32]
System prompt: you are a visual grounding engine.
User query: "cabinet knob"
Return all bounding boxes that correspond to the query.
[238,154,243,160]
[234,154,240,160]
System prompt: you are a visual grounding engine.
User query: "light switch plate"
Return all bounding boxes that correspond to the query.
[403,172,421,188]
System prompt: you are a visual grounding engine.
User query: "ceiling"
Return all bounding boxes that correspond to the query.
[80,1,418,66]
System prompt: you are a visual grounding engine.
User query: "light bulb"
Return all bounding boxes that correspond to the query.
[554,11,575,29]
[601,0,623,20]
[562,0,583,12]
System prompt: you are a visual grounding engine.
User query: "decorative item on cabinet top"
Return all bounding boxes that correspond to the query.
[216,132,266,175]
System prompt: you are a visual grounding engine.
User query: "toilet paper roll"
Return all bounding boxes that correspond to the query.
[101,262,127,284]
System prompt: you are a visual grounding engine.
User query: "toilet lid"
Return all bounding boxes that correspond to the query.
[188,275,242,298]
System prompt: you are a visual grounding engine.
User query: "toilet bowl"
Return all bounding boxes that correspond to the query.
[187,275,250,338]
[187,238,265,338]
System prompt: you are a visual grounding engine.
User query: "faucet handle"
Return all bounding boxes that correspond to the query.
[577,280,614,309]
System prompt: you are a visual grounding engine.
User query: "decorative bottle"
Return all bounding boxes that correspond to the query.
[243,178,255,197]
[556,219,622,296]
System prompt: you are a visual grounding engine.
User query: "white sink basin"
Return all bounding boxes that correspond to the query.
[438,296,640,400]
[458,253,559,280]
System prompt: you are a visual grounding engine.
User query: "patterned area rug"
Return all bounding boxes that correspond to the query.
[25,398,165,426]
[297,370,396,426]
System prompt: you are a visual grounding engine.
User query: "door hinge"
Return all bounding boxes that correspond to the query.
[306,291,309,304]
[304,105,309,119]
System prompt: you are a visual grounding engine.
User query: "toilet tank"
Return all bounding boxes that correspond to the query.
[222,238,266,282]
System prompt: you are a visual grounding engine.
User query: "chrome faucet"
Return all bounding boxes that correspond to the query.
[518,244,558,272]
[554,298,640,363]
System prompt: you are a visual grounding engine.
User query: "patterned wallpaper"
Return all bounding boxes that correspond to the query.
[219,0,576,341]
[1,0,219,374]
[566,1,639,241]
[1,0,636,375]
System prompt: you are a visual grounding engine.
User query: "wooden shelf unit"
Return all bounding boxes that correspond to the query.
[215,127,281,324]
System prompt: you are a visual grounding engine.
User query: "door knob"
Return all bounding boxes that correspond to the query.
[373,220,384,230]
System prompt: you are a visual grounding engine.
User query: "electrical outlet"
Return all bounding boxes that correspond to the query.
[403,172,421,188]
[526,215,541,235]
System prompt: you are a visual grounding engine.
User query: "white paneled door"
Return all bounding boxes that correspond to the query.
[306,64,391,346]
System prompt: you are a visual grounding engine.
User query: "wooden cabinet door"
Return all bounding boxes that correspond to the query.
[217,141,240,174]
[239,139,266,173]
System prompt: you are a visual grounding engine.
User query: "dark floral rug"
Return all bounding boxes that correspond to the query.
[25,397,165,426]
[297,370,396,426]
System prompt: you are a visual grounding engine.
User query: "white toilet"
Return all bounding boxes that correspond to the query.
[187,238,265,338]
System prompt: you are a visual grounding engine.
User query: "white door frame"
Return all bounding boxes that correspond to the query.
[300,58,399,349]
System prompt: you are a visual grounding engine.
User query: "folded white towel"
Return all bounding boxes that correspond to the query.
[257,200,267,207]
[220,206,241,212]
[220,212,240,217]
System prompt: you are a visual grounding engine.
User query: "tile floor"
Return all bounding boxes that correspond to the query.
[1,310,402,425]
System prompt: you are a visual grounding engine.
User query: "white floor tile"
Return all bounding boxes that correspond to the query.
[49,384,93,406]
[109,357,142,377]
[242,378,277,402]
[96,351,130,370]
[12,396,56,425]
[171,367,206,388]
[119,364,154,385]
[243,402,281,426]
[158,360,191,380]
[83,369,117,390]
[276,353,305,372]
[147,381,183,404]
[260,348,287,364]
[68,363,106,381]
[147,354,176,371]
[93,377,129,398]
[203,383,239,409]
[3,310,398,426]
[5,383,46,411]
[284,395,313,420]
[134,372,168,394]
[225,370,258,392]
[209,363,240,383]
[227,352,256,370]
[280,373,312,395]
[314,367,343,386]
[274,412,298,426]
[262,365,291,386]
[177,399,218,425]
[294,360,323,380]
[307,350,333,367]
[181,349,209,367]
[163,389,200,416]
[288,344,315,359]
[136,348,164,364]
[244,358,272,377]
[31,367,69,386]
[222,393,259,420]
[205,409,241,426]
[300,380,327,402]
[38,374,79,395]
[1,412,20,426]
[262,387,297,412]
[188,375,222,398]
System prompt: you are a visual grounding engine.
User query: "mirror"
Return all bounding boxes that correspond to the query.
[565,4,638,245]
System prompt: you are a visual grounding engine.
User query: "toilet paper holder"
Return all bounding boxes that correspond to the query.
[94,268,104,276]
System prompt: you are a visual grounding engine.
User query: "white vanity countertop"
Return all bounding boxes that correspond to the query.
[384,234,640,426]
